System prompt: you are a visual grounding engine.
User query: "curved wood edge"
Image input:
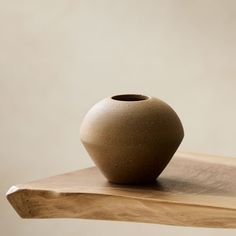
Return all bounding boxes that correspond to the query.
[8,183,236,212]
[6,186,236,228]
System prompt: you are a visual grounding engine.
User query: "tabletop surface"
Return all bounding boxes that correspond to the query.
[6,152,236,228]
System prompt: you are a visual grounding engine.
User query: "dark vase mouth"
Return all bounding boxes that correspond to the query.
[111,94,150,102]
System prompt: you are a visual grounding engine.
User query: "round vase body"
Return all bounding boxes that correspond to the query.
[80,94,184,184]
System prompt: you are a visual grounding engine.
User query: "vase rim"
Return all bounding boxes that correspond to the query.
[111,94,150,102]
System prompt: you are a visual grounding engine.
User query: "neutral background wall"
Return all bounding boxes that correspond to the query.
[1,0,236,235]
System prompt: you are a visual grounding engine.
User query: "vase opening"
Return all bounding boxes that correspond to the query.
[111,94,149,102]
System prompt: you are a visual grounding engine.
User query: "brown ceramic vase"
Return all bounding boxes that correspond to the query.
[80,94,184,184]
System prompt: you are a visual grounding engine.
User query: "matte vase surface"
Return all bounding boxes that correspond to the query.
[80,94,184,184]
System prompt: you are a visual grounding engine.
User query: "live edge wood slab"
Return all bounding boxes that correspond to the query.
[6,152,236,228]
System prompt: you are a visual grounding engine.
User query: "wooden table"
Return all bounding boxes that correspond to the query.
[6,152,236,228]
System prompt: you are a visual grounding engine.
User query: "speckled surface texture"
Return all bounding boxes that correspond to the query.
[80,95,184,184]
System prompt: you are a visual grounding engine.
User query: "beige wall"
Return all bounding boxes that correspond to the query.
[1,1,236,235]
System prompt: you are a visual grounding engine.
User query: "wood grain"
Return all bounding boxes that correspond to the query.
[6,152,236,228]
